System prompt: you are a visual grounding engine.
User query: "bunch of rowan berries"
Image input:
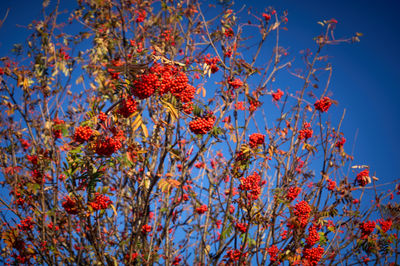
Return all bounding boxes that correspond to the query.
[359,221,376,239]
[356,169,370,187]
[272,89,284,101]
[17,217,34,232]
[189,113,215,134]
[239,172,264,200]
[249,133,265,148]
[268,245,279,262]
[204,54,220,73]
[195,204,208,214]
[302,246,324,266]
[235,222,248,233]
[182,102,194,114]
[73,126,93,143]
[31,169,45,184]
[306,225,320,246]
[94,136,122,157]
[293,201,312,228]
[314,97,332,112]
[228,78,243,89]
[98,111,107,122]
[117,97,137,118]
[298,122,313,140]
[286,187,301,201]
[89,193,112,210]
[131,72,160,99]
[326,179,336,191]
[378,219,392,233]
[335,136,346,149]
[62,196,79,215]
[249,98,261,112]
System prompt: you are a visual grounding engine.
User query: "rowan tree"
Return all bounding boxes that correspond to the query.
[0,0,399,265]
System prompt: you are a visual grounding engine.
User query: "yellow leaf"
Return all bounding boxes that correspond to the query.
[240,144,251,154]
[161,99,178,121]
[204,245,211,255]
[158,178,171,193]
[111,204,118,216]
[141,123,148,138]
[131,113,142,132]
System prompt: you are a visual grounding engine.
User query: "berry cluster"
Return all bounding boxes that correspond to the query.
[31,169,45,184]
[302,246,324,266]
[293,201,312,228]
[73,126,93,143]
[359,221,375,239]
[306,226,320,246]
[118,97,137,118]
[132,73,159,99]
[18,217,34,232]
[169,71,193,103]
[249,98,261,112]
[314,97,332,112]
[131,64,197,109]
[228,78,243,89]
[326,179,336,191]
[189,114,215,135]
[298,122,313,140]
[272,89,284,101]
[262,13,271,22]
[27,155,38,165]
[195,204,208,214]
[286,187,301,201]
[89,193,112,211]
[268,245,279,262]
[378,219,392,233]
[249,133,265,148]
[107,67,120,80]
[20,138,31,150]
[98,111,107,122]
[356,169,370,187]
[182,102,194,114]
[204,54,220,73]
[135,9,146,23]
[271,89,284,101]
[52,118,65,139]
[235,101,245,111]
[172,256,182,266]
[94,136,122,157]
[62,196,79,215]
[235,222,248,233]
[141,224,152,234]
[239,172,264,200]
[335,136,346,149]
[225,249,248,263]
[160,29,175,45]
[224,27,234,38]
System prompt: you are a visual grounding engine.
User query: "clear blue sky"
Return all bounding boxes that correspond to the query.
[0,0,399,187]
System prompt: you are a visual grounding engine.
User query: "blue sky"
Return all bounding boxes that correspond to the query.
[0,0,399,186]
